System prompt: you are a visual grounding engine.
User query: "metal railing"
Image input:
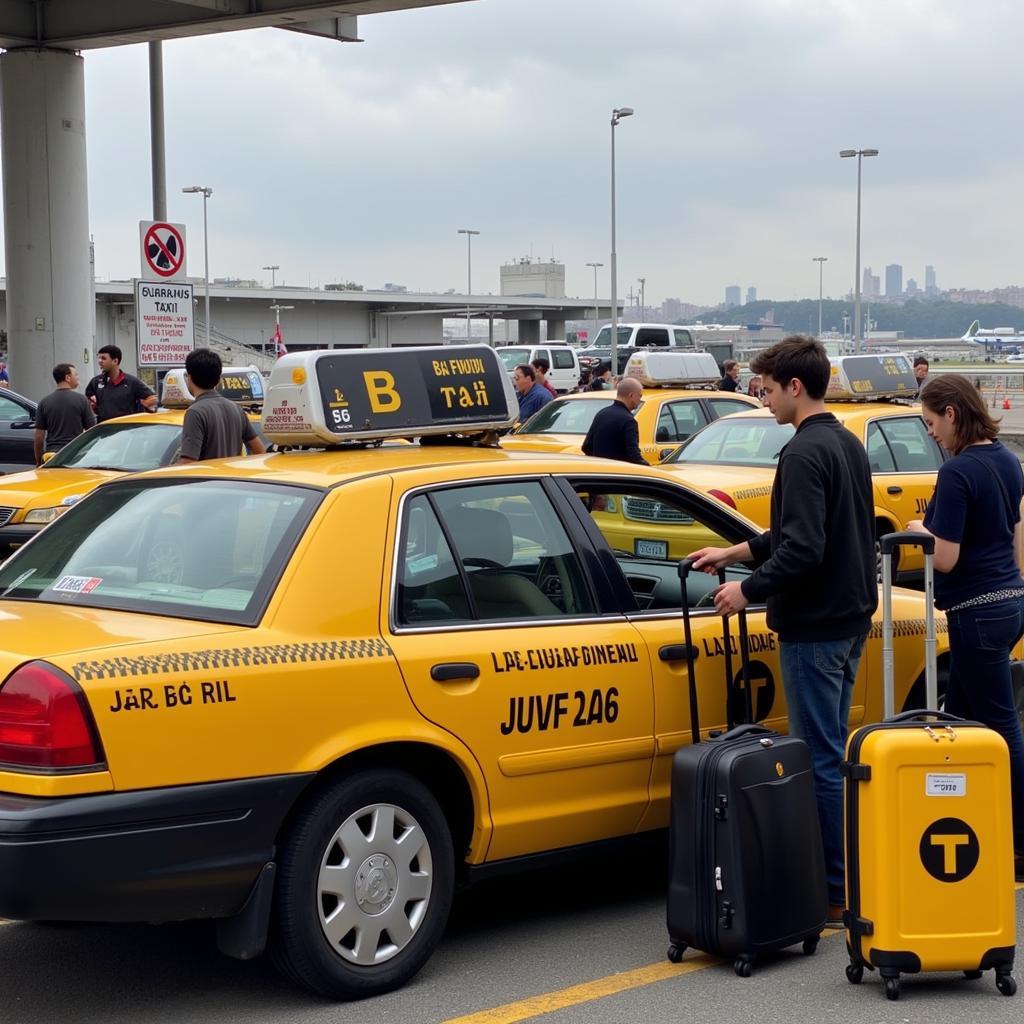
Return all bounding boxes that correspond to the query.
[193,321,277,373]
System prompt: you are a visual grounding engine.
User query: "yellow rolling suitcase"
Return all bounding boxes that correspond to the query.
[842,532,1018,1001]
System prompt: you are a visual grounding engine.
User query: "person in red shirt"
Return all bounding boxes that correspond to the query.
[531,358,558,399]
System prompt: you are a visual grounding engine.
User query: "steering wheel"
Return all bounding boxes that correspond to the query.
[462,557,503,570]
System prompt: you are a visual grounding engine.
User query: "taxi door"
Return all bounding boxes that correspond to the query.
[559,473,868,833]
[385,477,655,862]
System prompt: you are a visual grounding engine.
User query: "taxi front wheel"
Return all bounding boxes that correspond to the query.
[270,769,455,999]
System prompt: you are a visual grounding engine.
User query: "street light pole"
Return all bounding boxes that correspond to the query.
[812,256,828,338]
[610,106,634,376]
[269,302,294,358]
[839,149,878,352]
[263,264,279,289]
[182,185,213,346]
[457,228,480,342]
[586,262,603,345]
[638,277,646,322]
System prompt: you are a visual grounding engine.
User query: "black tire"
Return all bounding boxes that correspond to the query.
[846,962,864,985]
[884,977,900,1001]
[270,769,454,1000]
[802,936,819,956]
[734,958,752,978]
[666,943,685,964]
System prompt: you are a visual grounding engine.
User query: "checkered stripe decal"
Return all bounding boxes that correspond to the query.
[733,485,772,501]
[72,638,393,682]
[867,618,949,639]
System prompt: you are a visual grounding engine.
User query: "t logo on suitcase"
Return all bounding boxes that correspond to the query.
[919,818,980,882]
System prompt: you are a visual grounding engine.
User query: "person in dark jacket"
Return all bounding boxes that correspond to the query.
[718,359,741,392]
[690,336,877,926]
[513,363,552,421]
[581,377,645,464]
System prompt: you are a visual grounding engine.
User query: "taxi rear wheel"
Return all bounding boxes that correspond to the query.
[271,769,454,999]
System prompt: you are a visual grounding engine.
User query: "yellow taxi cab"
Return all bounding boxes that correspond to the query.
[0,367,265,555]
[501,351,759,465]
[0,347,988,1001]
[658,354,944,577]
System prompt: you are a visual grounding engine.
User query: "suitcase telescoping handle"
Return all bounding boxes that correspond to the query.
[678,558,754,744]
[678,558,703,744]
[879,531,936,718]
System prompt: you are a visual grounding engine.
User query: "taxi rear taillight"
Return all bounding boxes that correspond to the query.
[709,489,738,510]
[0,662,106,771]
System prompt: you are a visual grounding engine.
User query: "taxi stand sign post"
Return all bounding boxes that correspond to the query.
[624,350,722,389]
[160,366,266,409]
[261,346,518,448]
[826,353,918,402]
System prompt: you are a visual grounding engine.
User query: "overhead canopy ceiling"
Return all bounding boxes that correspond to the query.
[0,0,472,50]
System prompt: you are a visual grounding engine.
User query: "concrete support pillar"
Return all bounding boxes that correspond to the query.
[545,317,566,342]
[518,319,541,345]
[1,49,92,400]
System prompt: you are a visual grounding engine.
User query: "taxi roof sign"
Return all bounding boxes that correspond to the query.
[160,366,266,408]
[261,346,518,447]
[826,353,918,402]
[623,350,721,388]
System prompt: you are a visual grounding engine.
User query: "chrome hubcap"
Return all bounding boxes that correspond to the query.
[317,803,432,966]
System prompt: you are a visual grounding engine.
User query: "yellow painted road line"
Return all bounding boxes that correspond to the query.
[442,955,717,1024]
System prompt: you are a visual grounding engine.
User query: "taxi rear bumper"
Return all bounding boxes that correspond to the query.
[0,773,313,923]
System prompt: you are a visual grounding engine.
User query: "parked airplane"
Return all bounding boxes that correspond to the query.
[961,320,1024,348]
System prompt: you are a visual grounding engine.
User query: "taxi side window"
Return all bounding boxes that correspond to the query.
[877,417,944,472]
[578,484,733,611]
[663,400,708,442]
[709,398,754,418]
[552,349,576,369]
[865,423,896,473]
[396,482,596,626]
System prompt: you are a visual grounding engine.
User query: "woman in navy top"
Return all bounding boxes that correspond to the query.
[909,374,1024,879]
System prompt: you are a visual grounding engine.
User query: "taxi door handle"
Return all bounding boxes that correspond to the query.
[887,485,903,495]
[659,644,699,663]
[431,662,480,682]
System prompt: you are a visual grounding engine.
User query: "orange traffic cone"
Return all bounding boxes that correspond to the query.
[1004,397,1012,410]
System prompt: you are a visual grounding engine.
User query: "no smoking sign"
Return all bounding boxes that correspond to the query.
[139,220,187,281]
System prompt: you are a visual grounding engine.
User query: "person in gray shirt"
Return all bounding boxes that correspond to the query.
[178,349,267,462]
[34,362,96,464]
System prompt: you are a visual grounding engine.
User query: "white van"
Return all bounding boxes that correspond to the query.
[495,343,581,393]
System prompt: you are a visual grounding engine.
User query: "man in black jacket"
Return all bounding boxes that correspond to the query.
[691,336,876,927]
[581,378,646,464]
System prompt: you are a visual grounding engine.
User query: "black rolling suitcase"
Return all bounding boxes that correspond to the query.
[666,558,827,976]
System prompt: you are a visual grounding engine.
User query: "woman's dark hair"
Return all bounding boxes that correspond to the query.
[919,374,999,453]
[749,335,830,399]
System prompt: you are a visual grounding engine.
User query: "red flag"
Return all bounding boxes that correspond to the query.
[273,322,288,358]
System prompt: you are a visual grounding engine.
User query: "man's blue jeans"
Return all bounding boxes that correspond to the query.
[779,635,866,908]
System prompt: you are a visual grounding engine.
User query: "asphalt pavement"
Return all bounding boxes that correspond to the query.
[1,841,1020,1024]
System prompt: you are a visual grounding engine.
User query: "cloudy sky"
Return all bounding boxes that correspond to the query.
[18,0,1024,306]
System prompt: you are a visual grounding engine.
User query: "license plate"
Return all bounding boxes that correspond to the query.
[634,539,668,559]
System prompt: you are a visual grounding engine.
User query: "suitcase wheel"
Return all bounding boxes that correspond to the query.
[884,976,901,1001]
[666,943,686,964]
[733,958,753,978]
[963,970,983,980]
[996,973,1017,997]
[845,963,864,985]
[802,936,819,956]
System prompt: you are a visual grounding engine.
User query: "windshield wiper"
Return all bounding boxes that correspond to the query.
[76,465,130,472]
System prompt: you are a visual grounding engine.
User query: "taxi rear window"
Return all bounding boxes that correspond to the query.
[514,397,625,436]
[0,479,320,626]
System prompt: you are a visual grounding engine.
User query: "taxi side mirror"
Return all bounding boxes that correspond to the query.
[41,451,54,464]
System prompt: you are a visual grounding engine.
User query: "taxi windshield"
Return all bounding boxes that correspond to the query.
[46,421,183,472]
[514,397,630,435]
[667,417,794,466]
[0,479,320,626]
